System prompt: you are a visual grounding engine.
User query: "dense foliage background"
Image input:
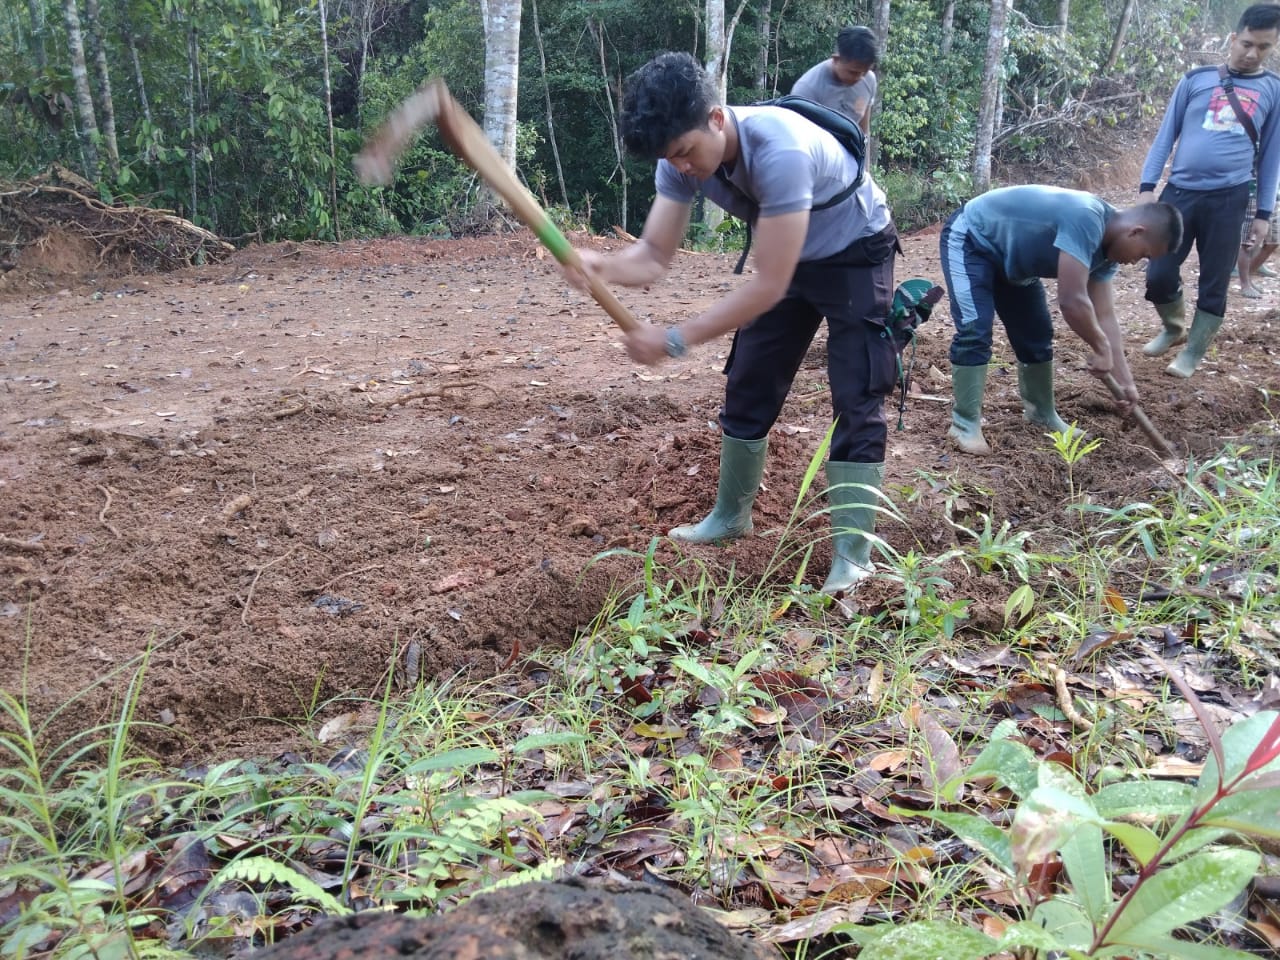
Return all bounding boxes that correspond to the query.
[0,1,1244,242]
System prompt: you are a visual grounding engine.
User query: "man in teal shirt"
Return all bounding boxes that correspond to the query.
[941,186,1182,455]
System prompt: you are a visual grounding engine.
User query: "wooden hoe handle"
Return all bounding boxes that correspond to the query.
[356,80,638,333]
[1100,373,1177,456]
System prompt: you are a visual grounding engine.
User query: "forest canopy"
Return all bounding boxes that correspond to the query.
[0,1,1246,244]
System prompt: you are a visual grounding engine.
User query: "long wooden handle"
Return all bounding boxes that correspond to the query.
[1100,373,1177,456]
[356,80,638,333]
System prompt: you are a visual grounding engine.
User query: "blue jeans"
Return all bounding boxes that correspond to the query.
[939,209,1054,367]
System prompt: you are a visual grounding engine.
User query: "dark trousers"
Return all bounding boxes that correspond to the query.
[1145,182,1251,317]
[939,209,1054,367]
[721,225,898,463]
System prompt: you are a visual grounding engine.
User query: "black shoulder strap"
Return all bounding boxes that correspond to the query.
[1218,64,1260,155]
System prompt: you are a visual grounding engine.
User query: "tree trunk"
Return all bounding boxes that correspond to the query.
[480,0,522,170]
[873,0,890,51]
[1057,0,1070,39]
[869,0,891,170]
[1103,0,1137,74]
[756,0,771,93]
[587,18,626,233]
[27,0,48,72]
[122,13,153,135]
[186,19,198,220]
[62,0,101,176]
[529,0,568,208]
[941,0,955,56]
[973,0,1011,194]
[84,0,119,177]
[317,0,341,240]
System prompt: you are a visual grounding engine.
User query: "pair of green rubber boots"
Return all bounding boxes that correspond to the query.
[668,435,881,596]
[1142,296,1223,378]
[948,360,1078,456]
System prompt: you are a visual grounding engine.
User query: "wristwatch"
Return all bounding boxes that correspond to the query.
[664,327,689,358]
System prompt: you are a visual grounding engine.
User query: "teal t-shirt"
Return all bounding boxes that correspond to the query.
[962,185,1119,285]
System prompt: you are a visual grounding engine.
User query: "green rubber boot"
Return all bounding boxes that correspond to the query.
[948,364,992,455]
[1017,360,1073,434]
[821,461,884,596]
[1142,296,1187,357]
[669,435,767,543]
[1166,309,1223,379]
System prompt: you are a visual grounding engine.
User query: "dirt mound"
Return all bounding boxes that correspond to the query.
[0,166,233,295]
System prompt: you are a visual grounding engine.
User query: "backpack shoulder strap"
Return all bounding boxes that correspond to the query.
[1218,64,1260,154]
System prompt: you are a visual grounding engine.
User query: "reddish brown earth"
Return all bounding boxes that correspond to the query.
[3,219,1278,760]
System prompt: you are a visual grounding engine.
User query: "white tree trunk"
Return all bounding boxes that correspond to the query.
[480,0,522,170]
[973,0,1011,194]
[873,0,891,51]
[62,0,101,176]
[941,0,955,56]
[756,0,771,93]
[1057,0,1070,39]
[27,0,48,71]
[84,0,119,177]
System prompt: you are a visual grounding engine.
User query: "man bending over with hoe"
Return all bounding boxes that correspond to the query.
[563,51,900,596]
[942,185,1182,455]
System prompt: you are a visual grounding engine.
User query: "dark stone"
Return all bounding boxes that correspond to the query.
[257,877,774,960]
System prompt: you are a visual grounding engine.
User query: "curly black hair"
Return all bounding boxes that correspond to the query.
[620,51,720,159]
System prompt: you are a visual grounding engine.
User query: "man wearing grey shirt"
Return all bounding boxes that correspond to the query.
[562,52,899,597]
[791,26,880,136]
[1139,2,1280,377]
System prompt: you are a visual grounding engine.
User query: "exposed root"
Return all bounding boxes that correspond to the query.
[370,381,498,407]
[1053,665,1095,731]
[96,484,121,539]
[0,534,46,553]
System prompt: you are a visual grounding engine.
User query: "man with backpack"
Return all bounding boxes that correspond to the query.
[561,51,900,596]
[942,185,1183,456]
[791,25,880,137]
[1139,2,1280,377]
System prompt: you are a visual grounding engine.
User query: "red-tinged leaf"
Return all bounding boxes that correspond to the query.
[759,901,869,943]
[1103,586,1128,614]
[502,638,521,669]
[1243,712,1280,775]
[617,670,654,704]
[748,704,788,725]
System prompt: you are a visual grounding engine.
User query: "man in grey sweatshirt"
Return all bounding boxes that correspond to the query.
[1139,2,1280,377]
[791,26,879,137]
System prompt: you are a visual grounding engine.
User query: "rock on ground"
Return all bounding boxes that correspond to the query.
[256,878,775,960]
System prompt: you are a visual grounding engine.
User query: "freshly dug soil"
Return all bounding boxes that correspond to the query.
[3,222,1278,759]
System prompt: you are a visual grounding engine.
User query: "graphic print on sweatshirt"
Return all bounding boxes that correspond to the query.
[1205,84,1261,134]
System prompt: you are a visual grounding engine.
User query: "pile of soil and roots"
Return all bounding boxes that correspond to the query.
[0,165,233,290]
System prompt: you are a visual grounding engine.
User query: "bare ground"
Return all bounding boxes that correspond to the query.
[3,219,1279,760]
